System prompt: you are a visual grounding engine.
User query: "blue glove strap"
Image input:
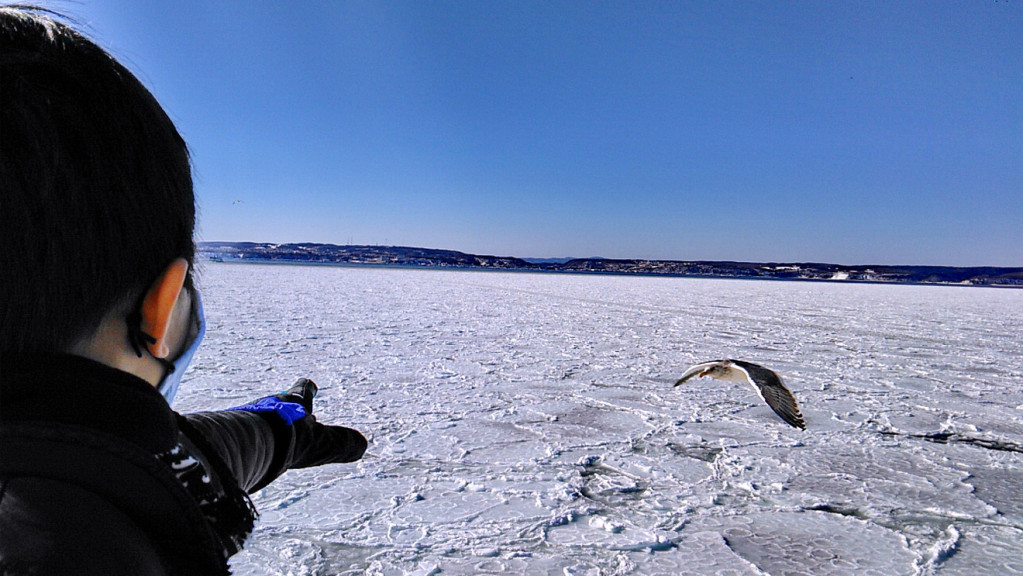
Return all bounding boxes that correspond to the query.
[228,396,306,425]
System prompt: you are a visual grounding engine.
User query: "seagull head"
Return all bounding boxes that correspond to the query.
[700,363,730,379]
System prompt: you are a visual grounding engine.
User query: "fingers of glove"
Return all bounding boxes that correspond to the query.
[277,378,317,413]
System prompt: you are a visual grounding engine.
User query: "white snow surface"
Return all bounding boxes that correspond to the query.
[176,263,1023,576]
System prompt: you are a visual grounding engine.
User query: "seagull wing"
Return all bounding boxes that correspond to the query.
[730,360,806,430]
[673,360,726,387]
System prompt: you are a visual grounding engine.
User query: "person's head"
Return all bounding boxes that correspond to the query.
[1,6,198,382]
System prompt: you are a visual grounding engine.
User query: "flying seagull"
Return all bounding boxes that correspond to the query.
[675,360,806,430]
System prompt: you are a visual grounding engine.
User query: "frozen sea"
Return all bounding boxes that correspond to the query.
[176,263,1023,576]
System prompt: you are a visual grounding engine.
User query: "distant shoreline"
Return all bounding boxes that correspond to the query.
[197,242,1023,288]
[203,258,1023,292]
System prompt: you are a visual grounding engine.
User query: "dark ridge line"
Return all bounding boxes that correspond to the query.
[197,242,1023,287]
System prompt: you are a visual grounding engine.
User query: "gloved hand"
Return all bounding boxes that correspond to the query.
[229,378,367,469]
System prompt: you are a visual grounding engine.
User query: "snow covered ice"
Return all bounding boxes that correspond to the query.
[176,263,1023,575]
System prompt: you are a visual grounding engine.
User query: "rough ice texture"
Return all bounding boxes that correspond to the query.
[174,264,1023,576]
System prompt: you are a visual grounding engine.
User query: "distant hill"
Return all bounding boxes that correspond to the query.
[198,242,1023,287]
[521,257,584,264]
[199,242,534,270]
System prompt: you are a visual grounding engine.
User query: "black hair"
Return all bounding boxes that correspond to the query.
[0,6,196,355]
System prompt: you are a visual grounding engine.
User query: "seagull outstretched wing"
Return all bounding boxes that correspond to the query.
[674,359,806,430]
[729,360,806,430]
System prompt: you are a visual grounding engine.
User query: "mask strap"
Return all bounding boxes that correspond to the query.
[126,308,156,358]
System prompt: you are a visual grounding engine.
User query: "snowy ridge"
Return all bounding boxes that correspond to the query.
[198,242,1023,287]
[174,264,1023,575]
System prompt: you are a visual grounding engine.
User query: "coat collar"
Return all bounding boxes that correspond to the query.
[0,353,179,455]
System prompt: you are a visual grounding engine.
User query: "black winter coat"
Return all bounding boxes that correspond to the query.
[0,355,366,575]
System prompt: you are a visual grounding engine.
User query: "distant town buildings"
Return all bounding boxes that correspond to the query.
[197,243,1023,287]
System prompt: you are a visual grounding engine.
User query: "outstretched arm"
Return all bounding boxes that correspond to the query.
[183,378,368,493]
[182,409,281,492]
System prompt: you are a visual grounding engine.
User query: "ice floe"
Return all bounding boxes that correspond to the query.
[173,264,1022,575]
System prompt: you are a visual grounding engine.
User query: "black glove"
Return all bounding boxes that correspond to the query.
[230,378,367,470]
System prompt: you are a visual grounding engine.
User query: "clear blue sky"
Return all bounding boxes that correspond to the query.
[71,1,1021,266]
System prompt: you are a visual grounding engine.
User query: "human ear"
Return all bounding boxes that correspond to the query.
[139,258,189,359]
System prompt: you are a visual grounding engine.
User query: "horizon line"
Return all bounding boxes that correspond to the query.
[196,240,1022,271]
